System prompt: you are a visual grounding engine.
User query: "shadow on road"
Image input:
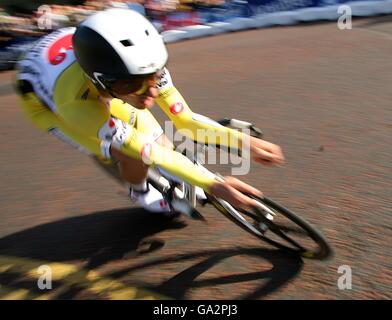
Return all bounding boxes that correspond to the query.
[0,208,303,299]
[109,247,303,299]
[0,208,186,268]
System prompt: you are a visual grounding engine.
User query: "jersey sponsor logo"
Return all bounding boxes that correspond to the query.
[156,68,173,92]
[47,33,73,65]
[98,118,118,141]
[158,87,175,99]
[129,110,136,126]
[98,118,132,149]
[169,102,184,115]
[156,71,168,89]
[17,28,76,112]
[108,118,116,128]
[111,120,131,148]
[29,28,72,59]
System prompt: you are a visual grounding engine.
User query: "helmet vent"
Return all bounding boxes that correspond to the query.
[120,39,134,47]
[145,30,149,36]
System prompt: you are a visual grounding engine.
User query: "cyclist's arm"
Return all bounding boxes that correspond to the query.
[112,125,217,191]
[56,100,217,192]
[155,69,244,149]
[18,91,58,132]
[17,90,103,156]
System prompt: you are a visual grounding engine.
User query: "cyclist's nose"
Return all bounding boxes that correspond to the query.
[146,84,158,98]
[145,78,158,97]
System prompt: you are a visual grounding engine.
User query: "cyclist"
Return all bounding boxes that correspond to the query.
[16,8,284,213]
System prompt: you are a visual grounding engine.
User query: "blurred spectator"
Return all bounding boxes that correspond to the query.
[110,1,130,9]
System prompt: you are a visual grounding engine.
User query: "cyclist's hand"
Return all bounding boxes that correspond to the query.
[247,136,285,166]
[210,176,263,210]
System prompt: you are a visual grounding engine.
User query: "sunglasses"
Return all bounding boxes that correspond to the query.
[97,72,159,96]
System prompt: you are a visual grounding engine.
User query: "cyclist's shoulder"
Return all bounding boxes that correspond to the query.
[55,64,106,117]
[56,91,109,137]
[53,61,94,104]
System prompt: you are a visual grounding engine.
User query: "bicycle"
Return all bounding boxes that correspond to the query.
[146,118,333,261]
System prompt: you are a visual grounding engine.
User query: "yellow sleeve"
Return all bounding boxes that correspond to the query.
[120,129,217,192]
[18,92,58,132]
[55,100,108,156]
[155,86,244,149]
[17,80,218,191]
[108,98,157,129]
[57,99,217,192]
[18,92,103,156]
[108,98,136,124]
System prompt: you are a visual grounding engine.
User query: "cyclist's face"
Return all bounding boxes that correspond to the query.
[110,73,159,109]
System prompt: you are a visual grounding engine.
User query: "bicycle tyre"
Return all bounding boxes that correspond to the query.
[207,194,333,260]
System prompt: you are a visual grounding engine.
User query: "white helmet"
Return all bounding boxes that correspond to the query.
[72,8,168,89]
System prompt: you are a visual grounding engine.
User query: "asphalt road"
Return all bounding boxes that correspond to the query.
[0,16,391,299]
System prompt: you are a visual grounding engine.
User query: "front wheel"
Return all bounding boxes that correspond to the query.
[207,194,333,260]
